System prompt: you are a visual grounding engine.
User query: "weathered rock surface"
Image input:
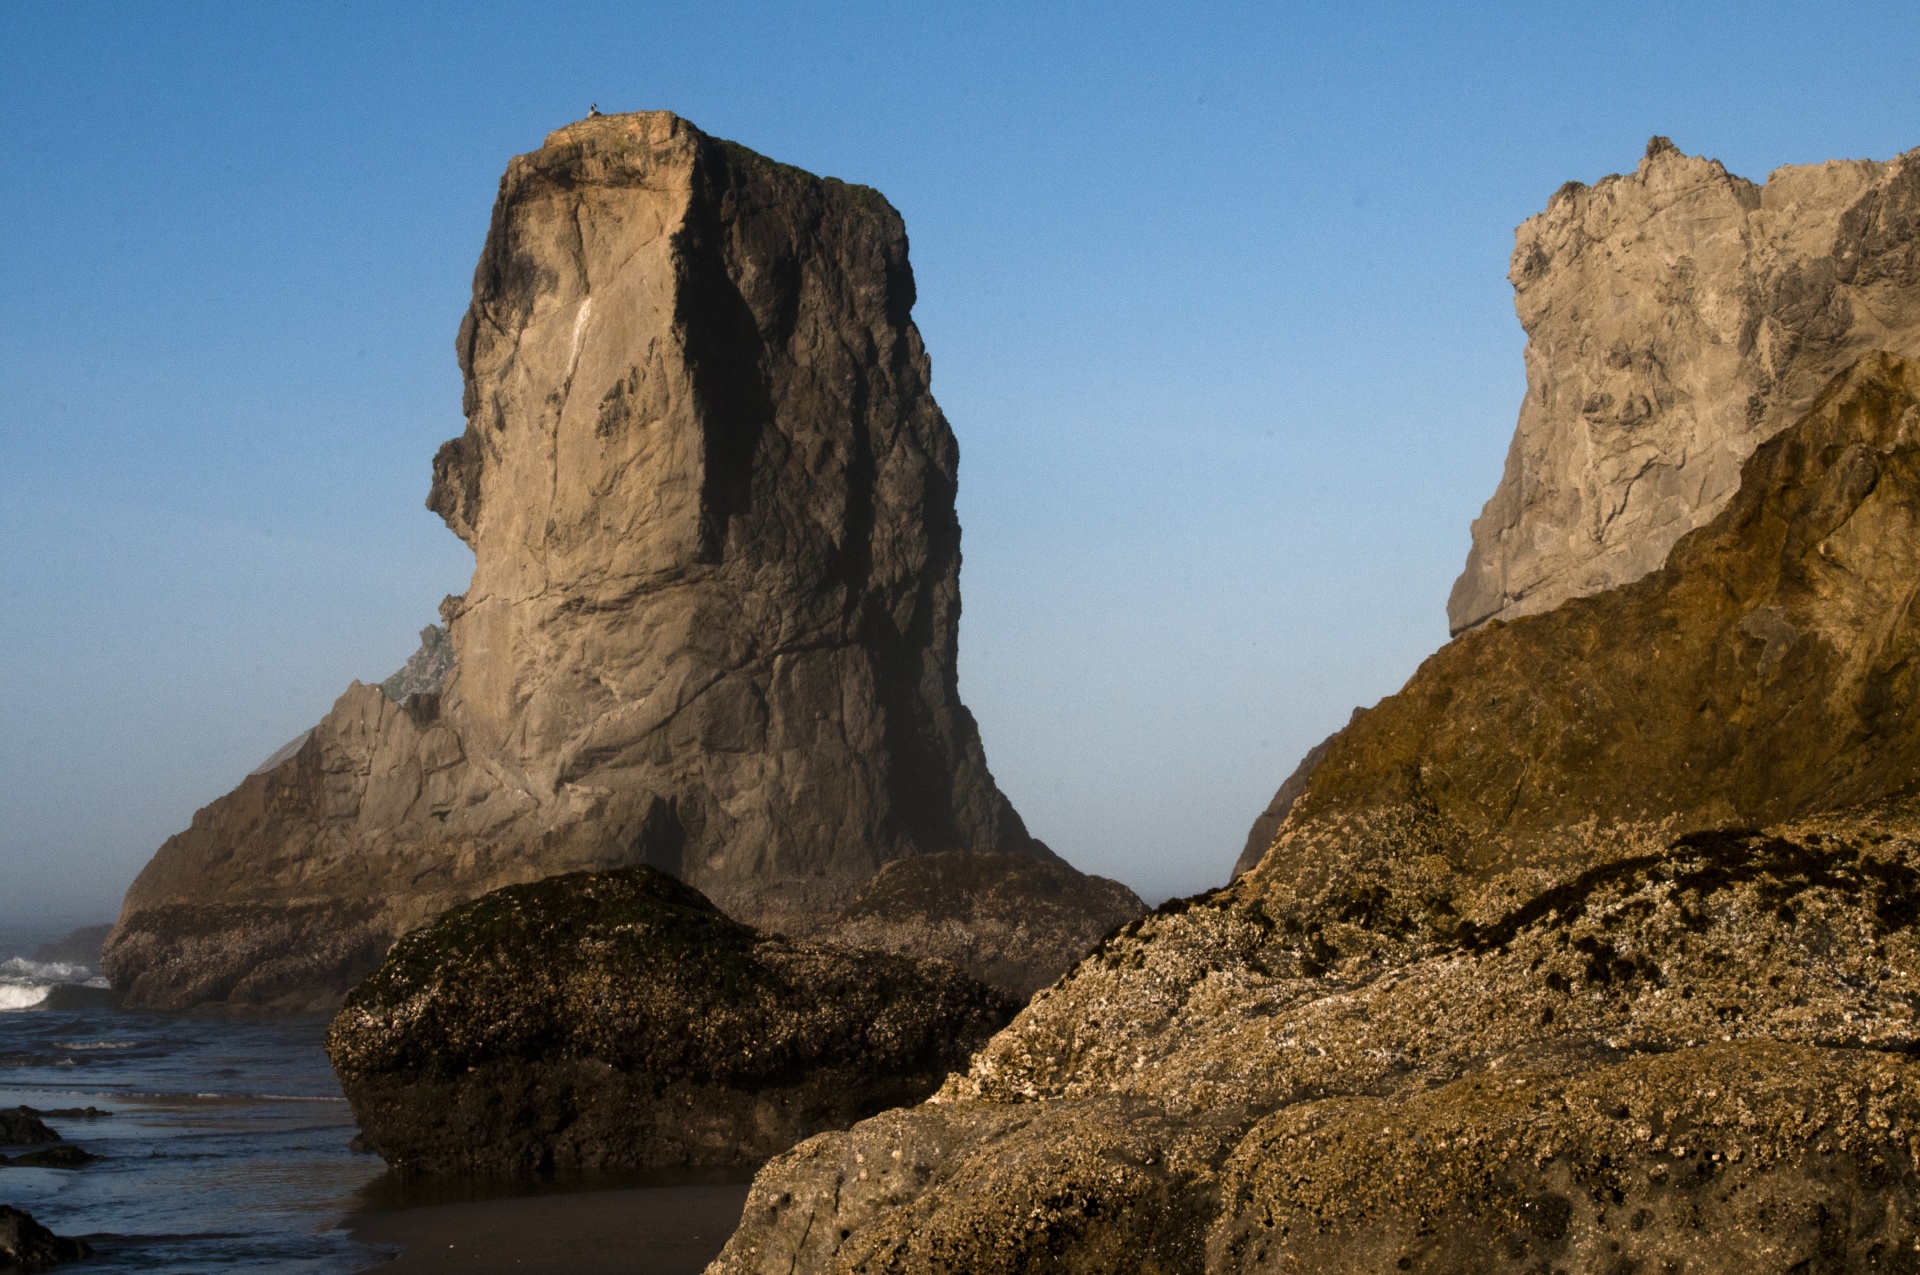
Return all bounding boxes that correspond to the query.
[1449,137,1920,634]
[327,865,1016,1174]
[0,1205,89,1270]
[709,356,1920,1273]
[816,852,1145,998]
[106,111,1107,1012]
[378,625,453,702]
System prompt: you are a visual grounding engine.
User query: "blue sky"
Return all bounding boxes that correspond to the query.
[5,1,1919,917]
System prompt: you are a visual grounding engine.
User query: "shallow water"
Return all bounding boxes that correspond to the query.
[0,924,764,1272]
[0,945,389,1271]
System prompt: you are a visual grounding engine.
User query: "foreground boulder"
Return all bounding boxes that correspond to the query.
[708,371,1920,1264]
[0,1206,88,1270]
[326,865,1017,1174]
[105,110,1110,1012]
[817,852,1145,997]
[1449,138,1920,634]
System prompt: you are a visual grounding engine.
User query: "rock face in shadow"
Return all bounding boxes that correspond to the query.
[1449,138,1920,634]
[817,852,1145,998]
[326,865,1016,1174]
[708,357,1920,1274]
[28,926,109,969]
[104,111,1090,1012]
[0,1205,90,1269]
[0,1110,59,1147]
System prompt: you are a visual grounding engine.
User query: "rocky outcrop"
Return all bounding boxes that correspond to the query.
[1449,137,1920,634]
[326,865,1016,1174]
[28,926,108,968]
[816,852,1145,998]
[0,1112,58,1147]
[105,111,1107,1012]
[708,356,1920,1274]
[0,1206,89,1270]
[377,625,453,702]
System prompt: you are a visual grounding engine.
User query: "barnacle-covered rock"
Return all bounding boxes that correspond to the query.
[709,356,1920,1271]
[326,865,1017,1174]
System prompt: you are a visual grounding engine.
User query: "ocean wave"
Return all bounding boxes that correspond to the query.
[1,956,98,982]
[0,984,50,1011]
[0,956,110,1013]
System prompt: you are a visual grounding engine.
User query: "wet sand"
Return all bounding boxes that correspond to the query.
[347,1183,752,1274]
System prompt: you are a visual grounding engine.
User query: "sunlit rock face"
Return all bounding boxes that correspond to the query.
[1448,137,1920,635]
[104,112,1099,1012]
[708,354,1920,1270]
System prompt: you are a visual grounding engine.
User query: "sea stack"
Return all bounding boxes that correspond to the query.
[1447,138,1920,635]
[105,112,1137,1012]
[711,144,1920,1275]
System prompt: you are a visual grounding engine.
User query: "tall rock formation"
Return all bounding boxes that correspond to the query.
[709,292,1920,1270]
[104,112,1113,1013]
[1448,137,1920,634]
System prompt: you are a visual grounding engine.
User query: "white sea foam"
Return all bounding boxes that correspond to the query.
[0,984,50,1011]
[0,956,107,1012]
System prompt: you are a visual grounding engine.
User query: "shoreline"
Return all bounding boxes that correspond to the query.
[345,1181,751,1274]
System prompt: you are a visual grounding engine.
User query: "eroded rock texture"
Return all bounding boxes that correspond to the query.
[326,865,1016,1174]
[711,357,1920,1273]
[1449,137,1920,634]
[106,112,1089,1012]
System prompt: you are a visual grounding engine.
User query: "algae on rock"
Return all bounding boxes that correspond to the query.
[327,865,1017,1174]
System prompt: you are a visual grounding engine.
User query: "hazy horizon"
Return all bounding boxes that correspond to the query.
[6,1,1920,918]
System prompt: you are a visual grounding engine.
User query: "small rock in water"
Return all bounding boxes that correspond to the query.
[0,1203,90,1268]
[0,1111,59,1148]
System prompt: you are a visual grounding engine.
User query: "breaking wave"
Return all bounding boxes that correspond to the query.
[0,957,108,1013]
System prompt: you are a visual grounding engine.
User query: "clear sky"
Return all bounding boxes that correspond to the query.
[4,2,1919,919]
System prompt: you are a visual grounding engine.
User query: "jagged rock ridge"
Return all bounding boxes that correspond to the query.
[1449,137,1920,634]
[104,111,1128,1012]
[706,354,1920,1269]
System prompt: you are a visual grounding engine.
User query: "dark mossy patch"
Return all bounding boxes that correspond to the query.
[328,866,1019,1173]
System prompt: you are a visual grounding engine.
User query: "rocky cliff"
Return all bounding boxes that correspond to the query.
[105,111,1105,1013]
[327,866,1016,1174]
[1448,137,1920,634]
[707,355,1920,1272]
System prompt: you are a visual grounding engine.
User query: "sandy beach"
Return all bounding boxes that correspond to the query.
[347,1183,751,1274]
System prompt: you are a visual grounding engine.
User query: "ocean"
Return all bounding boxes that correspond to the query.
[0,921,390,1272]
